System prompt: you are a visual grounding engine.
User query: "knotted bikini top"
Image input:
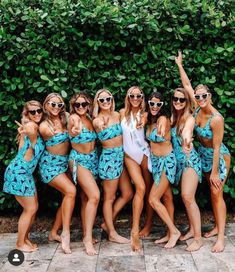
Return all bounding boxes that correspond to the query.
[70,126,97,144]
[97,123,122,142]
[45,131,70,147]
[146,127,167,143]
[194,108,221,139]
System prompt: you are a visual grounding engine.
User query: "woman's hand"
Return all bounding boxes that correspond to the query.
[136,114,144,129]
[15,120,26,134]
[175,50,183,66]
[209,173,222,190]
[71,119,82,136]
[101,116,109,130]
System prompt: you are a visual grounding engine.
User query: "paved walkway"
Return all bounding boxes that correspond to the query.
[1,223,235,272]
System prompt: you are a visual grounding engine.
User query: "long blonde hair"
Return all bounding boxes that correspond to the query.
[17,100,42,142]
[43,93,67,128]
[93,89,115,118]
[171,88,193,136]
[69,92,93,117]
[124,86,145,123]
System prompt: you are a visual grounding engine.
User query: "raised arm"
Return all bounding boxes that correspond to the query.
[175,51,196,106]
[68,114,82,137]
[181,116,195,153]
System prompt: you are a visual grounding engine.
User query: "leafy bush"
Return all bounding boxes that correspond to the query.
[0,0,234,212]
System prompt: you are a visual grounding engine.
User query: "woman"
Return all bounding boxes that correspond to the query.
[171,87,203,251]
[147,92,181,249]
[3,101,44,252]
[68,92,100,256]
[93,89,131,244]
[175,51,231,253]
[39,93,76,254]
[120,86,153,252]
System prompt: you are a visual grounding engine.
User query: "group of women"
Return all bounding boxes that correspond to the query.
[3,52,231,256]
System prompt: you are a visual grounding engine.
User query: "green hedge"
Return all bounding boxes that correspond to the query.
[0,0,234,212]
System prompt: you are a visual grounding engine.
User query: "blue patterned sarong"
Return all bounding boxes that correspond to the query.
[98,146,124,180]
[151,150,177,186]
[39,150,69,183]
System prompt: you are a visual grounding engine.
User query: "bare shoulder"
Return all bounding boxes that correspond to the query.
[119,108,125,120]
[69,113,80,122]
[113,111,120,119]
[211,113,224,126]
[39,120,53,137]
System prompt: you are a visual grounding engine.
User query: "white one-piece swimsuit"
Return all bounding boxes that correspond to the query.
[121,112,152,171]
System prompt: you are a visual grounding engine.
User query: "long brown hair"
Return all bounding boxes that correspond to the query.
[124,86,146,123]
[69,92,93,117]
[17,100,42,142]
[42,93,67,128]
[171,88,193,136]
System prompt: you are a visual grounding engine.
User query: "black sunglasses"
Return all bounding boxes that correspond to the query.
[129,94,143,99]
[148,101,164,108]
[28,109,43,115]
[98,97,112,103]
[173,96,187,103]
[73,102,89,108]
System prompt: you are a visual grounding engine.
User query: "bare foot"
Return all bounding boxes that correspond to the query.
[180,230,194,241]
[61,233,71,254]
[139,225,152,238]
[154,234,169,244]
[109,232,130,244]
[16,243,36,253]
[211,239,225,253]
[101,222,108,233]
[204,227,218,238]
[48,232,61,243]
[83,238,98,256]
[186,239,203,252]
[164,230,181,249]
[92,237,98,244]
[25,239,38,250]
[131,232,141,252]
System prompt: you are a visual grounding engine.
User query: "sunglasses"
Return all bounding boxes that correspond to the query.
[194,93,210,101]
[48,101,64,108]
[73,102,89,108]
[129,94,143,99]
[148,101,164,108]
[98,96,112,103]
[28,109,43,115]
[173,96,187,103]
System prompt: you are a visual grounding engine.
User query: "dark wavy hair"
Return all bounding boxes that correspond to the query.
[147,92,169,124]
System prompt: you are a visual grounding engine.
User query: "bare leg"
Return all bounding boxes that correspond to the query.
[206,154,230,253]
[15,195,39,252]
[181,168,202,251]
[49,173,76,254]
[154,186,174,244]
[149,171,180,249]
[125,156,146,252]
[103,178,129,244]
[76,166,100,255]
[139,156,154,238]
[101,168,133,233]
[48,205,62,242]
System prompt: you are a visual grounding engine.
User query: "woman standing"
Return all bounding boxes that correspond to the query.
[147,92,181,249]
[39,93,76,254]
[171,88,202,251]
[175,52,231,252]
[93,89,130,244]
[3,101,44,252]
[120,86,153,251]
[68,92,100,256]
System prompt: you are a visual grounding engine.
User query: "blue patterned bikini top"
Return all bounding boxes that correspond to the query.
[97,123,122,142]
[70,126,97,144]
[194,108,221,139]
[146,127,166,143]
[45,131,69,147]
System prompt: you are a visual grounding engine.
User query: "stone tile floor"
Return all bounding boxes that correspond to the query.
[1,223,235,272]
